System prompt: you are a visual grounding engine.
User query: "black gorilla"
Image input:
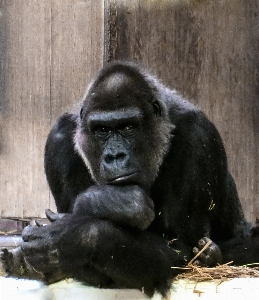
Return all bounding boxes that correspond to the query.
[1,62,258,297]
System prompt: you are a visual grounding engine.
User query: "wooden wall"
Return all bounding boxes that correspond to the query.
[0,0,104,218]
[105,0,259,223]
[0,0,258,223]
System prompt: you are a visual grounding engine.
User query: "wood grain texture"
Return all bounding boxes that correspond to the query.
[50,0,104,121]
[0,0,104,217]
[105,0,259,223]
[0,0,52,217]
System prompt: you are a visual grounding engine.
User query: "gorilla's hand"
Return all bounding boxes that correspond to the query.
[73,185,155,230]
[192,237,222,267]
[21,216,73,283]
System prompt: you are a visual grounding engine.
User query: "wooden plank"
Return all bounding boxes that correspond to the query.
[48,0,104,213]
[0,0,104,217]
[105,0,259,223]
[0,0,52,217]
[50,0,104,121]
[193,0,259,222]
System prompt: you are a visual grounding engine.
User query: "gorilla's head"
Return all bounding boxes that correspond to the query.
[75,62,173,190]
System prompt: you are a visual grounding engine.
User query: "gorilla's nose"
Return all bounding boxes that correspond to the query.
[104,152,127,164]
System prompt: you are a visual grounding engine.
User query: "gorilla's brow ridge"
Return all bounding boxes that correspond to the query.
[87,107,142,124]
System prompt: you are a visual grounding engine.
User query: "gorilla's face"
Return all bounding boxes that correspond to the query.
[76,68,172,191]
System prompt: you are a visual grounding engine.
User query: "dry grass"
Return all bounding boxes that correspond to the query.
[175,262,259,282]
[172,238,259,282]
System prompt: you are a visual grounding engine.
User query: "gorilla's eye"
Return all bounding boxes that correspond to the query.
[95,126,111,138]
[125,125,134,131]
[120,124,135,135]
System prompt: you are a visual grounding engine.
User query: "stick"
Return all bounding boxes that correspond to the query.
[188,239,212,266]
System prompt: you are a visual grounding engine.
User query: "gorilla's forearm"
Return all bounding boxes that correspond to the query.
[72,185,155,230]
[21,216,186,297]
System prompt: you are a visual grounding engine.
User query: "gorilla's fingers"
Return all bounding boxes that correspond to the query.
[1,247,9,256]
[45,209,67,222]
[35,219,46,227]
[192,238,222,267]
[198,237,211,250]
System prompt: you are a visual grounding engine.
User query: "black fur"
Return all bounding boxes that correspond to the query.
[1,62,258,297]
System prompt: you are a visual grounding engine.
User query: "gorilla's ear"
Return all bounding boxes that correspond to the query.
[152,100,162,116]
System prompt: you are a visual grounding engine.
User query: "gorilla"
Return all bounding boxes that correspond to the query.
[1,62,258,297]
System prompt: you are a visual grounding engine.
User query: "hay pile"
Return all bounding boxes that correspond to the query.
[175,262,259,282]
[173,239,259,282]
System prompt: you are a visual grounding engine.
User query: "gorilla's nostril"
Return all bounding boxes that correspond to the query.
[104,154,114,164]
[116,152,126,161]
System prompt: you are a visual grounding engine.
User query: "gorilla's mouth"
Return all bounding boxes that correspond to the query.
[109,172,139,185]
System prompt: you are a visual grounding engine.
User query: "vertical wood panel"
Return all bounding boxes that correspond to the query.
[0,0,52,217]
[194,0,259,222]
[50,0,104,121]
[48,0,104,211]
[106,0,259,223]
[0,0,104,217]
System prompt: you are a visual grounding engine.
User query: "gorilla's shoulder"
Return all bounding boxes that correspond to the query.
[52,113,78,133]
[46,113,79,150]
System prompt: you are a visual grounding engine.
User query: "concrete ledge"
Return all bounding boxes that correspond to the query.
[0,235,22,249]
[1,277,259,299]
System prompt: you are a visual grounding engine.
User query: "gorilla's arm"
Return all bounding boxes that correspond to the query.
[72,185,155,230]
[1,184,153,286]
[44,113,94,213]
[153,108,245,245]
[21,216,186,297]
[50,185,155,231]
